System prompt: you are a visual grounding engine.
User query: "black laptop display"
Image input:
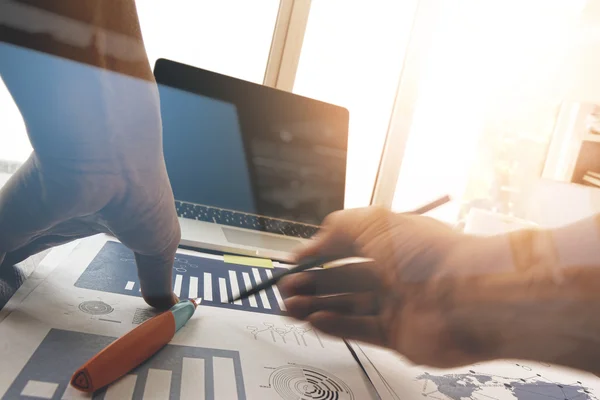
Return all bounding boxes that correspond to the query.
[154,58,349,239]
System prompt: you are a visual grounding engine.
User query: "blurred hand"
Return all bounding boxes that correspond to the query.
[0,88,180,309]
[0,0,180,309]
[279,206,489,368]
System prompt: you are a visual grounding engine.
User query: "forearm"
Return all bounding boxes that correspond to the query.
[448,215,600,373]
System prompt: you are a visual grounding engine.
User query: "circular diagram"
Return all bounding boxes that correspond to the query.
[78,301,114,315]
[270,365,354,400]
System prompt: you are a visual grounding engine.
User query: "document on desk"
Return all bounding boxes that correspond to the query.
[0,234,377,399]
[349,341,600,400]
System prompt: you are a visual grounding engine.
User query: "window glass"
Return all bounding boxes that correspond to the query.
[391,0,595,225]
[294,0,418,208]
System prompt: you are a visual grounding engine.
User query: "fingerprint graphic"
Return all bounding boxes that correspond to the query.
[78,301,114,315]
[270,365,354,400]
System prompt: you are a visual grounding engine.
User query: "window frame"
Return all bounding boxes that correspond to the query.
[370,0,430,208]
[262,0,312,91]
[265,0,424,209]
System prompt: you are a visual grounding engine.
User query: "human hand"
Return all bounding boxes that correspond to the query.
[0,82,180,310]
[279,206,499,368]
[0,13,180,309]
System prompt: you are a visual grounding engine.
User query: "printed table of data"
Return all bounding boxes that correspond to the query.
[4,329,246,400]
[75,241,287,316]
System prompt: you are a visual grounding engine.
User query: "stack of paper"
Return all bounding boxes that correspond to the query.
[0,235,376,399]
[2,232,600,399]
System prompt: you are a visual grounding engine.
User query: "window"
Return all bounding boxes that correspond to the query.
[293,0,418,209]
[135,0,281,83]
[390,0,594,224]
[6,0,592,225]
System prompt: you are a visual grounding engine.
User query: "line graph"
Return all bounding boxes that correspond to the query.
[247,322,324,348]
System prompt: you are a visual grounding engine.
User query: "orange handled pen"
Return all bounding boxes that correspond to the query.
[70,298,201,393]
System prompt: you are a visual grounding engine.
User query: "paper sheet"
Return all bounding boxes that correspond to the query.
[223,255,273,269]
[350,341,600,400]
[524,179,600,228]
[463,208,537,236]
[0,235,376,399]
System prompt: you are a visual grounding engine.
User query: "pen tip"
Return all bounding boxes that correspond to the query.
[191,298,202,307]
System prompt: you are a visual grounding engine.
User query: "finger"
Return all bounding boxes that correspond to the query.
[294,222,354,262]
[106,178,181,310]
[0,234,66,267]
[135,251,179,310]
[307,311,386,347]
[1,217,104,267]
[285,292,381,320]
[0,156,65,256]
[293,208,370,262]
[128,221,180,310]
[1,233,92,268]
[278,262,381,297]
[294,206,395,262]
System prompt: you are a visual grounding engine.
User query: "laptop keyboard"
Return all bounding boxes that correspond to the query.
[175,201,319,239]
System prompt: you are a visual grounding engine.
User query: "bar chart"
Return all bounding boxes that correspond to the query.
[4,329,246,400]
[74,241,287,316]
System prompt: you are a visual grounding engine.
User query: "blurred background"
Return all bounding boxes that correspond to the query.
[2,0,600,227]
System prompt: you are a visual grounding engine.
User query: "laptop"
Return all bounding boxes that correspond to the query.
[154,59,349,261]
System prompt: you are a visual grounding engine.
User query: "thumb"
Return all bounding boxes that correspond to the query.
[293,210,358,263]
[0,156,65,260]
[126,216,180,310]
[294,206,396,263]
[134,250,179,310]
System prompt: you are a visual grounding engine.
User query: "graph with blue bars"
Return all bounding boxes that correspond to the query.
[74,241,287,316]
[4,329,246,400]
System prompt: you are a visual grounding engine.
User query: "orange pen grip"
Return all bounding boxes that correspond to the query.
[70,311,176,393]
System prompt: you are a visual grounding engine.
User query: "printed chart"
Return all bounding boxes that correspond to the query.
[75,241,287,316]
[247,322,324,348]
[4,328,246,400]
[268,364,354,400]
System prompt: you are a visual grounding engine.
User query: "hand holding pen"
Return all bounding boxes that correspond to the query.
[231,195,451,303]
[274,196,500,369]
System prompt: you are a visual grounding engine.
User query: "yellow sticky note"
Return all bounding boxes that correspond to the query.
[223,255,273,269]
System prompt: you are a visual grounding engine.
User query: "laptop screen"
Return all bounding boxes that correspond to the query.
[155,59,349,226]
